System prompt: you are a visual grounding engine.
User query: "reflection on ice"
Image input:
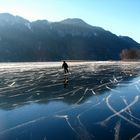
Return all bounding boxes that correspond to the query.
[0,62,140,140]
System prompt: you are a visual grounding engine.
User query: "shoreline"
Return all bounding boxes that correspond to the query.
[0,60,140,63]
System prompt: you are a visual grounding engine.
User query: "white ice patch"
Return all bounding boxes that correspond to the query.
[114,120,121,140]
[8,82,15,87]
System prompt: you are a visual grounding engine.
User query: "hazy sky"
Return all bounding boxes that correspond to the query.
[0,0,140,43]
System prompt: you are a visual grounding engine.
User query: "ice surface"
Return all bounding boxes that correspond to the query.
[0,61,140,140]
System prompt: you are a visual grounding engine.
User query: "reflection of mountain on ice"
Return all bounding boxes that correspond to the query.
[0,62,140,110]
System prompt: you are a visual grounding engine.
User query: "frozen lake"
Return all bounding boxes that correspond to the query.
[0,61,140,140]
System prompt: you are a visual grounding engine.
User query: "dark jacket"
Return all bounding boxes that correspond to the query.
[62,62,68,69]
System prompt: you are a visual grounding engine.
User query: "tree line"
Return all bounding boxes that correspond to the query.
[120,48,140,60]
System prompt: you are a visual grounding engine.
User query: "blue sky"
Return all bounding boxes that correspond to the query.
[0,0,140,43]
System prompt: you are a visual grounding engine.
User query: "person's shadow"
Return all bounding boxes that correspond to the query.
[64,75,68,88]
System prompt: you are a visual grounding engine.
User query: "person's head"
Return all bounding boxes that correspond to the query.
[63,61,65,63]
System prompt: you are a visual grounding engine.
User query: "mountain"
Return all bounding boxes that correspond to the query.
[0,13,140,62]
[60,18,89,27]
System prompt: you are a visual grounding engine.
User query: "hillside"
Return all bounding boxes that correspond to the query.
[0,13,140,62]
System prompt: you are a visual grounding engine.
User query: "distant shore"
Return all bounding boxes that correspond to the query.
[0,60,140,64]
[62,60,140,63]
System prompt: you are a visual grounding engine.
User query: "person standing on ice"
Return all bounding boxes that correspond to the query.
[62,61,69,73]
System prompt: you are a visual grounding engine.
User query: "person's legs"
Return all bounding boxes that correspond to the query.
[66,69,69,73]
[64,69,67,73]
